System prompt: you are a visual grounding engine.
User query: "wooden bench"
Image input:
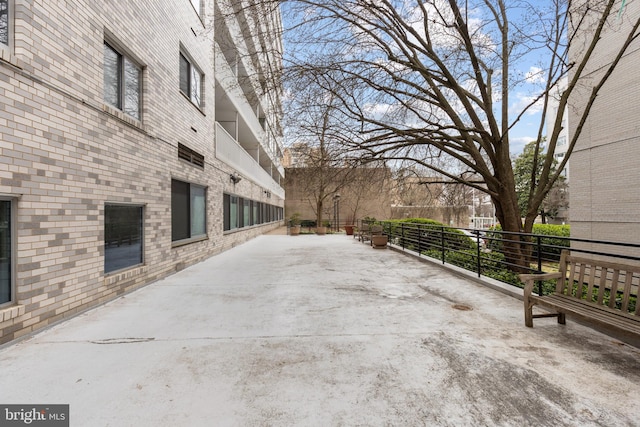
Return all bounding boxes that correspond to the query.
[519,250,640,340]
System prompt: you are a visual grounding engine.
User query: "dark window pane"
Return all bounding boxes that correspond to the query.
[0,200,11,304]
[104,204,143,274]
[230,196,238,229]
[0,0,8,46]
[252,201,258,226]
[180,54,190,95]
[172,180,190,241]
[104,43,121,108]
[243,199,250,227]
[124,57,141,120]
[223,194,230,231]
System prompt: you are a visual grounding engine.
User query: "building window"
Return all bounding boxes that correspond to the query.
[105,204,144,274]
[224,194,281,231]
[180,53,202,107]
[0,0,9,46]
[0,200,12,305]
[557,135,567,146]
[103,42,142,120]
[172,179,206,242]
[243,199,250,227]
[253,202,259,225]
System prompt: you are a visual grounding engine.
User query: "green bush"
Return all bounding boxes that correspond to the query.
[384,218,474,253]
[421,247,522,286]
[486,224,570,261]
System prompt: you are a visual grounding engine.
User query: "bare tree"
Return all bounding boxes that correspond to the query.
[283,70,376,227]
[279,0,640,267]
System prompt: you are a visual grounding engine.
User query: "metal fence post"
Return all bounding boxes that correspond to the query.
[537,235,543,295]
[476,232,481,278]
[441,226,445,264]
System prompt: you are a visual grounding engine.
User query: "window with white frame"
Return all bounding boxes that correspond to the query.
[172,179,207,242]
[103,42,142,120]
[0,0,9,46]
[180,52,203,107]
[0,199,12,305]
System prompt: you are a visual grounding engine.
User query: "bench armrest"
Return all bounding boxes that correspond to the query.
[519,272,562,297]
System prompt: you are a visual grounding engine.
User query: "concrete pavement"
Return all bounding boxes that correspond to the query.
[0,234,639,426]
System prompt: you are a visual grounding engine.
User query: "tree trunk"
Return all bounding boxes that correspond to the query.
[316,198,324,228]
[492,177,530,273]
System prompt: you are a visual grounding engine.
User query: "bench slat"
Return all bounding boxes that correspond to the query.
[532,295,640,332]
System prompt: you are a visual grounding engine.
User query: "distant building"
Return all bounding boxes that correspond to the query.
[284,166,393,226]
[0,0,284,344]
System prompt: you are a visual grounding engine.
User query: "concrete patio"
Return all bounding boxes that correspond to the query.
[0,234,638,426]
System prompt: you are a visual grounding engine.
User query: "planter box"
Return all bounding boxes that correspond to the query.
[344,225,354,235]
[316,226,327,235]
[371,234,388,249]
[290,225,301,236]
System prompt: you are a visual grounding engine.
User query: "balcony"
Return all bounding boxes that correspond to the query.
[216,122,284,198]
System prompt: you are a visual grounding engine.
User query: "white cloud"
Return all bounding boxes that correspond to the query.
[510,136,536,155]
[510,92,544,116]
[525,66,546,84]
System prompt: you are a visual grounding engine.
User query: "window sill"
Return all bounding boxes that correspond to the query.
[102,103,147,133]
[179,91,206,116]
[171,235,208,248]
[0,45,24,70]
[104,264,147,286]
[0,304,25,323]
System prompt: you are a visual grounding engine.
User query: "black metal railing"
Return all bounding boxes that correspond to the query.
[358,219,640,295]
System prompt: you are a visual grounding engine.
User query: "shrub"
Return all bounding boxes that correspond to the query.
[486,224,570,262]
[384,218,474,253]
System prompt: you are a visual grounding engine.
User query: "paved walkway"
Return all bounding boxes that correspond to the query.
[1,235,639,426]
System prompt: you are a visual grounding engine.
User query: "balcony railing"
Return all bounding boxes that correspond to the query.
[216,123,284,199]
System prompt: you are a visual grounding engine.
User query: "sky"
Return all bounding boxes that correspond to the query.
[280,0,559,156]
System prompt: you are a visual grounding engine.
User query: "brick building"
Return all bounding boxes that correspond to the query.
[0,0,284,344]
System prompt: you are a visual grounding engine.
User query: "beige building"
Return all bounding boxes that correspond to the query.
[283,165,472,228]
[569,3,640,246]
[284,166,393,226]
[0,0,284,344]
